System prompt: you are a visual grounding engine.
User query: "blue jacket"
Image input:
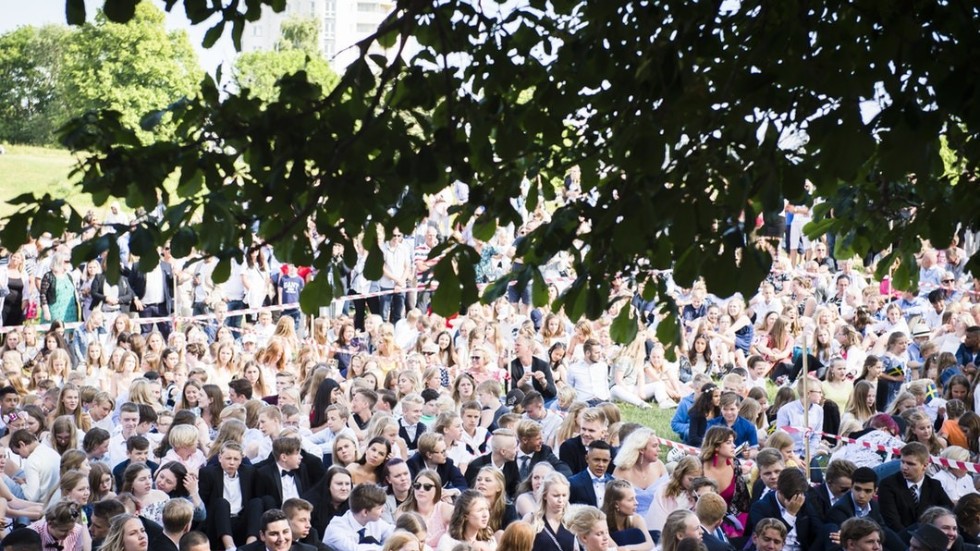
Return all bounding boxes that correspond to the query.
[671,393,695,442]
[568,469,614,508]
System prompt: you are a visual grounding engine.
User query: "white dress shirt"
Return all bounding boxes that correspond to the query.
[324,510,394,551]
[567,360,611,402]
[279,467,299,503]
[223,472,243,515]
[592,473,608,508]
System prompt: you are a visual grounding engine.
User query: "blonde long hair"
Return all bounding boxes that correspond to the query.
[530,472,570,533]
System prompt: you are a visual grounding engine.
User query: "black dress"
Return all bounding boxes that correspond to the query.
[533,520,575,551]
[2,276,24,326]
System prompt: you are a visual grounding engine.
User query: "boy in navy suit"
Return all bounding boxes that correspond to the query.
[568,441,614,507]
[397,394,426,452]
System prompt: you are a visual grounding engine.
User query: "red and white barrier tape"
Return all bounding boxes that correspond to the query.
[656,436,755,470]
[0,284,435,335]
[782,425,980,474]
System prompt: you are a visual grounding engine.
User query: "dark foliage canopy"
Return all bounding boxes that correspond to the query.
[5,0,980,345]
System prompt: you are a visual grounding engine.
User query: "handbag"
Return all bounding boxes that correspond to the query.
[24,300,38,321]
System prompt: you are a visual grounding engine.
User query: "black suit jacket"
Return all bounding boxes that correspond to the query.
[238,541,315,551]
[827,496,905,551]
[748,492,819,551]
[509,356,558,399]
[399,420,427,451]
[253,449,325,487]
[465,453,519,497]
[568,469,613,508]
[90,272,135,313]
[878,474,953,532]
[701,526,736,551]
[255,460,316,507]
[806,483,836,521]
[559,436,588,475]
[139,517,164,546]
[301,528,335,551]
[526,445,573,479]
[302,475,351,537]
[827,494,887,527]
[405,452,468,490]
[125,261,175,313]
[149,534,179,551]
[199,463,257,511]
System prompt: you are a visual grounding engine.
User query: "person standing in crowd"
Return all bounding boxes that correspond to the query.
[39,252,80,325]
[379,228,411,325]
[126,251,174,339]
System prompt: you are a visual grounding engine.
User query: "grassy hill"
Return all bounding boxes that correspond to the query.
[0,144,93,218]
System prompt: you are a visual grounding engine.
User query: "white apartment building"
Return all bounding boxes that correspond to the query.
[241,0,395,71]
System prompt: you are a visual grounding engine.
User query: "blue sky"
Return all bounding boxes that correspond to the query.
[0,1,237,73]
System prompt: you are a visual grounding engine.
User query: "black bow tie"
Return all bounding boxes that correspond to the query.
[282,469,297,478]
[46,544,64,551]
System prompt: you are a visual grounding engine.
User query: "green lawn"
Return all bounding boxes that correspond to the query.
[620,404,679,443]
[0,144,88,217]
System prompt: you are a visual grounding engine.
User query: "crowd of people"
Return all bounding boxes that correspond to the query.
[0,184,977,551]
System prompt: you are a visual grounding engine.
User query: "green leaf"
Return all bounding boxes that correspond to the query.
[212,257,231,285]
[471,214,497,242]
[364,242,384,281]
[300,272,331,314]
[104,0,138,22]
[203,21,225,48]
[416,146,440,187]
[481,277,511,303]
[377,15,399,49]
[431,259,461,315]
[656,311,680,358]
[66,0,86,24]
[71,235,111,266]
[140,109,166,131]
[531,268,549,307]
[170,227,197,258]
[184,0,210,22]
[610,302,638,344]
[105,238,121,284]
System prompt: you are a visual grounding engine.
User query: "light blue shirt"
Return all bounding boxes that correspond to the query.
[775,400,823,459]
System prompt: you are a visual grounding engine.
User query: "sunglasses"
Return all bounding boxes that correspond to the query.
[413,482,436,491]
[942,279,954,283]
[470,356,483,361]
[423,351,435,356]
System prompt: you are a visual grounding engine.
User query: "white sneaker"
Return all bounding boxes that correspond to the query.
[659,398,678,409]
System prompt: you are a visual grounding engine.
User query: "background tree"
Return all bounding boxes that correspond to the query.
[0,25,71,145]
[233,17,338,102]
[5,0,980,347]
[58,3,202,141]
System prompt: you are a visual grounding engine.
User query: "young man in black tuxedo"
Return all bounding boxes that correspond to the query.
[878,443,953,533]
[256,437,316,509]
[199,441,263,550]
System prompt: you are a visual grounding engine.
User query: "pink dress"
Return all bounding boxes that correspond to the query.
[424,505,450,548]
